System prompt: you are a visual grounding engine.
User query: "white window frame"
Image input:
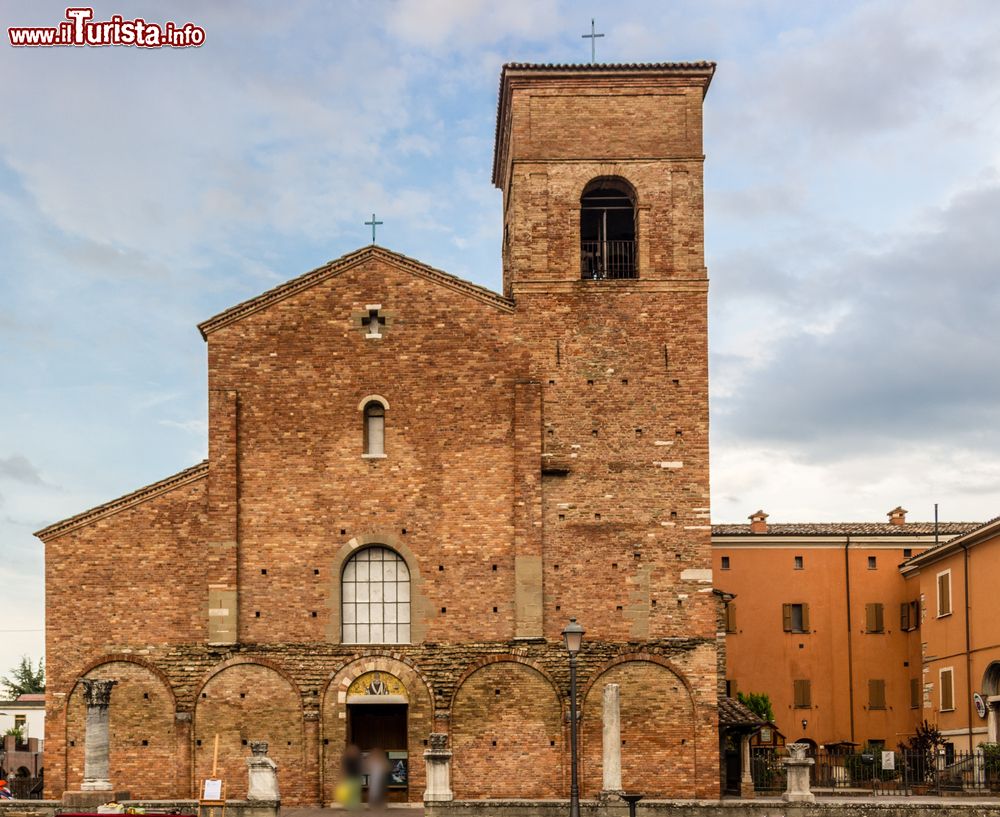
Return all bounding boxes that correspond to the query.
[936,569,953,618]
[939,666,955,712]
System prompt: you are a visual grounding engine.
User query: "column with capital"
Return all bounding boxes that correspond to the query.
[81,679,117,792]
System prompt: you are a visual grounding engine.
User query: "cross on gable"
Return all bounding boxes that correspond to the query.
[353,303,393,339]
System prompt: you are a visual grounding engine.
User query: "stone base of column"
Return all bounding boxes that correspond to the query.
[782,791,816,803]
[62,790,131,809]
[598,789,625,802]
[740,780,755,799]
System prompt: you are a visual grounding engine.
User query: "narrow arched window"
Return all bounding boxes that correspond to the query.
[342,546,410,644]
[363,400,385,456]
[580,177,637,280]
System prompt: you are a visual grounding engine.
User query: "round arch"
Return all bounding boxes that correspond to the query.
[983,662,1000,696]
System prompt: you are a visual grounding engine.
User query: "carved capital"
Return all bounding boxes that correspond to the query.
[81,678,117,708]
[249,740,269,757]
[429,732,448,752]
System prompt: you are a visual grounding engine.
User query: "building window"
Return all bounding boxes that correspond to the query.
[868,556,877,570]
[724,601,737,634]
[720,555,730,570]
[783,603,810,633]
[869,679,886,710]
[865,603,885,633]
[940,668,955,711]
[910,678,921,709]
[793,679,812,708]
[937,570,952,617]
[903,548,913,558]
[794,555,804,570]
[725,679,737,697]
[341,546,410,644]
[580,177,637,280]
[362,400,386,457]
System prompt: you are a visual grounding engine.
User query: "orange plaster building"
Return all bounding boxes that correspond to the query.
[901,516,1000,753]
[713,508,982,752]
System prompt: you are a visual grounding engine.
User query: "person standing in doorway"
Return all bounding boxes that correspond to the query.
[365,748,390,810]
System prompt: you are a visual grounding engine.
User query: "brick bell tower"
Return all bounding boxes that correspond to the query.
[494,65,720,795]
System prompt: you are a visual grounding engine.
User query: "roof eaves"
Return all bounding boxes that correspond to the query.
[198,246,513,339]
[491,61,717,188]
[902,514,1000,567]
[34,460,209,541]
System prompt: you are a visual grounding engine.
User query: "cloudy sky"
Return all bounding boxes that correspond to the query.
[2,0,1000,667]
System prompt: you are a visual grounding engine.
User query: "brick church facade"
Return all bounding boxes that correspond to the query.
[37,62,720,804]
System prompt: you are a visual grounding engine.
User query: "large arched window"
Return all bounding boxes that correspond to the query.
[580,177,637,280]
[342,546,410,644]
[363,399,386,456]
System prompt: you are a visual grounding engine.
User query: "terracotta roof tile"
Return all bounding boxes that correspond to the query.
[719,696,763,727]
[712,522,981,537]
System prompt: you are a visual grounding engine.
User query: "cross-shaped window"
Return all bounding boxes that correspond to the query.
[361,306,386,339]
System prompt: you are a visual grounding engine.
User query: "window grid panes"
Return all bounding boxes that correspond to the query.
[342,546,410,644]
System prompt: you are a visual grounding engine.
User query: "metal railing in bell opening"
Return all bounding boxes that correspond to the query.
[580,240,636,280]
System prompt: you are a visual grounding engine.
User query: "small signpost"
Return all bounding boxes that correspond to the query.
[198,734,226,817]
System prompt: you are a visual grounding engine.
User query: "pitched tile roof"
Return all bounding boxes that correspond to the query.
[719,695,764,727]
[901,514,1000,567]
[198,245,514,338]
[34,460,208,541]
[712,522,981,537]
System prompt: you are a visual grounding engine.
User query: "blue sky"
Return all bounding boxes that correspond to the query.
[2,0,1000,667]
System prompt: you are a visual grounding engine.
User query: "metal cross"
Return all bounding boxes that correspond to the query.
[364,212,383,244]
[581,18,604,64]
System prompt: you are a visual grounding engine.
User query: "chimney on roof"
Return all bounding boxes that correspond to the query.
[749,510,769,534]
[888,506,907,526]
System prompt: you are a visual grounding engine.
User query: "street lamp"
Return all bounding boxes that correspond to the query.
[562,618,585,817]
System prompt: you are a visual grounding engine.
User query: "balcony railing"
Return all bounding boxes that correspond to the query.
[580,240,636,280]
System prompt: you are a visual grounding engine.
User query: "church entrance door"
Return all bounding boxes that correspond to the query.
[348,703,408,802]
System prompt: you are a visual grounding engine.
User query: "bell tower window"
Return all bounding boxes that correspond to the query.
[580,177,637,280]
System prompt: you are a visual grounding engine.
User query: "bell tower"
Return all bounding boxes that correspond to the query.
[492,62,714,296]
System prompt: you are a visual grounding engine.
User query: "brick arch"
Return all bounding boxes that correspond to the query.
[65,657,179,798]
[192,655,304,707]
[67,652,177,708]
[193,660,306,804]
[325,532,430,645]
[450,658,564,799]
[447,654,564,713]
[579,654,698,798]
[320,653,434,805]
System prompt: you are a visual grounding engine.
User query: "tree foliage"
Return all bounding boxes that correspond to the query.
[1,655,45,698]
[738,690,775,723]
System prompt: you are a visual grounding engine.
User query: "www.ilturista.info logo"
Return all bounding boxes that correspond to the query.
[8,7,205,48]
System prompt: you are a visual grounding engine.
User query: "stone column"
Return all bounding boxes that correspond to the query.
[988,697,1000,743]
[740,734,755,799]
[246,741,280,802]
[81,679,117,792]
[601,684,623,797]
[423,733,453,803]
[782,742,815,803]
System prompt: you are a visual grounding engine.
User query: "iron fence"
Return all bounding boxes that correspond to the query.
[751,746,1000,797]
[580,240,637,279]
[8,776,44,799]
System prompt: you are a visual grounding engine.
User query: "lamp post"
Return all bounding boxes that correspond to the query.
[563,618,585,817]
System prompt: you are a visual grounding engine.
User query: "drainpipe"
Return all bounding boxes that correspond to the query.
[963,543,974,751]
[845,536,856,744]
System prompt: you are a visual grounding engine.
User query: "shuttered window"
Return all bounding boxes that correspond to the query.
[869,679,886,710]
[725,601,737,634]
[940,668,955,711]
[900,602,910,631]
[937,571,952,616]
[794,679,811,708]
[865,603,885,633]
[911,600,921,630]
[910,678,920,709]
[782,603,810,633]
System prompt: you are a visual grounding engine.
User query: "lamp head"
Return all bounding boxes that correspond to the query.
[562,618,585,655]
